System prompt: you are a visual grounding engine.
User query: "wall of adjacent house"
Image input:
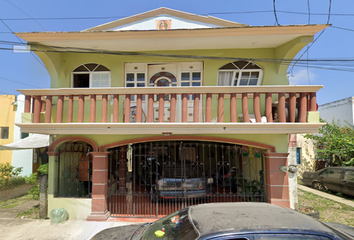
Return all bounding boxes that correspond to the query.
[318,96,354,126]
[0,95,16,165]
[12,94,34,176]
[296,134,316,176]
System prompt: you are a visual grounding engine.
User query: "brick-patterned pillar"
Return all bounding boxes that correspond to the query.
[87,152,110,221]
[264,153,290,208]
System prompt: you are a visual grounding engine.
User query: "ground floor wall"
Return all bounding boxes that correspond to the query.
[47,153,92,219]
[46,133,291,220]
[47,195,92,220]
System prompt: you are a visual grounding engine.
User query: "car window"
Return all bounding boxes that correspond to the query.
[140,207,198,240]
[344,170,354,181]
[320,169,342,179]
[257,234,332,240]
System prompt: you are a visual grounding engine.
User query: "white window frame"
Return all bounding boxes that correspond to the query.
[71,64,111,88]
[218,61,263,86]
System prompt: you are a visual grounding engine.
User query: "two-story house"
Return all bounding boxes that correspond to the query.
[15,8,327,221]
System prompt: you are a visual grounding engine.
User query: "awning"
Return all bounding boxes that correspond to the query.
[0,134,49,150]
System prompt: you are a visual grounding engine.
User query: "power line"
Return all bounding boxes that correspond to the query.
[273,0,280,25]
[289,0,332,75]
[330,25,354,32]
[327,0,332,24]
[1,10,354,22]
[0,76,43,88]
[306,0,311,84]
[307,0,311,24]
[6,0,47,31]
[0,18,46,69]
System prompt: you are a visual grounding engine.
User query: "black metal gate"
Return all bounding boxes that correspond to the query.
[108,141,265,218]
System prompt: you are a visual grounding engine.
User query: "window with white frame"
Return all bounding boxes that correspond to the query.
[181,72,201,100]
[72,63,110,88]
[218,61,262,86]
[126,72,146,101]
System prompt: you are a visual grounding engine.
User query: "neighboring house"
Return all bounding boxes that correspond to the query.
[290,134,316,176]
[0,95,16,165]
[0,95,48,176]
[297,96,354,176]
[14,8,328,220]
[319,96,354,125]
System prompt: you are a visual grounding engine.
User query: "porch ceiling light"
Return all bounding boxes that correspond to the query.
[162,132,172,136]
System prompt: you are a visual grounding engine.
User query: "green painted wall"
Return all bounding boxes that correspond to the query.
[39,37,310,219]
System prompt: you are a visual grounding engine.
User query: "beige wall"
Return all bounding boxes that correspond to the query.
[297,134,316,176]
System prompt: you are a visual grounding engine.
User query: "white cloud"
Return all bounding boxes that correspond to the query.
[288,69,317,85]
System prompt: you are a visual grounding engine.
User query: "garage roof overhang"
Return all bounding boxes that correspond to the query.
[16,122,326,135]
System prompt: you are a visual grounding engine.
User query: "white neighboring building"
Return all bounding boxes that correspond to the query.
[12,95,34,176]
[319,96,354,125]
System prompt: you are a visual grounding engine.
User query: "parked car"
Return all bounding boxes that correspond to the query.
[302,167,354,197]
[91,202,354,240]
[151,160,213,202]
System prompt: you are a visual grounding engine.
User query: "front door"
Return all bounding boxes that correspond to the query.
[124,62,203,123]
[148,64,178,122]
[148,62,203,122]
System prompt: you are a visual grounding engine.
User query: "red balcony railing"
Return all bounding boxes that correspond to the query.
[19,85,321,124]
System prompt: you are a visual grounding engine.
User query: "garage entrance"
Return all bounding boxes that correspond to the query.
[108,141,266,218]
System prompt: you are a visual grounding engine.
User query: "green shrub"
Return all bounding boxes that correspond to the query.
[0,163,23,178]
[38,163,48,175]
[0,176,26,191]
[28,184,40,200]
[25,172,38,184]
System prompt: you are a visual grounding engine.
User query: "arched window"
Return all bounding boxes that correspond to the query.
[218,61,262,86]
[72,63,110,88]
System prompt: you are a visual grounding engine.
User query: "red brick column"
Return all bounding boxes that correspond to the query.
[87,152,110,221]
[264,153,290,208]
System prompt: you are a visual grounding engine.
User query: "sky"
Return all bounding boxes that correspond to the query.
[0,0,353,106]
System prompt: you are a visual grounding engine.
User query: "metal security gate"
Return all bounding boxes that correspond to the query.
[108,141,265,218]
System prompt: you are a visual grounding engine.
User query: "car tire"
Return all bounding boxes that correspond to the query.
[312,181,327,191]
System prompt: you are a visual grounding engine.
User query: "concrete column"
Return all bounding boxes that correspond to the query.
[288,134,298,210]
[87,152,110,221]
[264,152,290,208]
[47,152,58,218]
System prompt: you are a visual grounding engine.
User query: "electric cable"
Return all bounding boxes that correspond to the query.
[273,0,280,25]
[289,0,332,76]
[0,18,46,68]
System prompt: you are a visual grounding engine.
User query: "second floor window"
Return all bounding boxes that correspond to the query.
[72,63,110,88]
[218,61,262,86]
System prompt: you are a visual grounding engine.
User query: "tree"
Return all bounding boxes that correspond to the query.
[304,119,354,166]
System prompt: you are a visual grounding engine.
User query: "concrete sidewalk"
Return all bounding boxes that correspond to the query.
[0,218,141,240]
[298,184,354,208]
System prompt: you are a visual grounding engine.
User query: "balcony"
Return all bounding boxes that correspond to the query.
[17,85,324,135]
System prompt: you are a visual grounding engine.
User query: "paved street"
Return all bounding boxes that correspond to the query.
[0,218,140,240]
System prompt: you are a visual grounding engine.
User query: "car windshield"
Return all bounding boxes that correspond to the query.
[140,208,198,240]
